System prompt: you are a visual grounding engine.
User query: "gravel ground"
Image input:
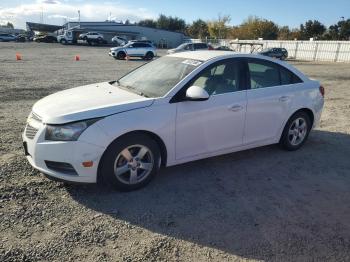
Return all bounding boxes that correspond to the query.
[1,42,350,262]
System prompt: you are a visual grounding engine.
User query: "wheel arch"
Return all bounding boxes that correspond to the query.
[98,130,168,172]
[279,107,315,142]
[290,108,315,127]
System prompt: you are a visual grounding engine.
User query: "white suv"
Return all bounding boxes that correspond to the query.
[112,36,128,46]
[109,42,156,60]
[79,32,104,41]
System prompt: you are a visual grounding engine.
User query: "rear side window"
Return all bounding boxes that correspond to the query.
[280,67,302,85]
[247,59,302,89]
[194,43,207,49]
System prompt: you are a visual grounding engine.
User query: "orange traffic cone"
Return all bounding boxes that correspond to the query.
[16,53,22,60]
[75,55,80,61]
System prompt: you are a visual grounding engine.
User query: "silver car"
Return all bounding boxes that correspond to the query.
[109,42,157,60]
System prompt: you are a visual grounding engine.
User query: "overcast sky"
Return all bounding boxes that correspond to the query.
[1,0,349,29]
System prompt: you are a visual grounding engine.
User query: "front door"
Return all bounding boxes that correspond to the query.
[175,59,247,160]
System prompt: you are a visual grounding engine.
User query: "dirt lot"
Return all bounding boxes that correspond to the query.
[1,42,350,262]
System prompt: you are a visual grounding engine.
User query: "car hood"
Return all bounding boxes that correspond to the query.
[32,82,154,124]
[110,47,124,51]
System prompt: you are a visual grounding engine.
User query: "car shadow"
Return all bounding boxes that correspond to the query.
[66,130,350,261]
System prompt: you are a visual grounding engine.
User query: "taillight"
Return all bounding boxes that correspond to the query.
[319,85,325,97]
[208,45,213,50]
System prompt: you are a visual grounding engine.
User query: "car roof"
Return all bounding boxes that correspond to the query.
[168,51,239,61]
[167,50,309,82]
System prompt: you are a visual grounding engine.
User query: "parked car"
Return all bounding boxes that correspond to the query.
[34,35,57,43]
[23,51,324,191]
[129,40,155,46]
[214,45,234,51]
[15,34,27,42]
[109,42,156,60]
[167,42,213,54]
[259,48,288,60]
[0,33,16,42]
[112,36,128,46]
[79,32,104,42]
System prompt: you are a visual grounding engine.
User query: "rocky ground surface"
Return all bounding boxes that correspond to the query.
[1,42,350,261]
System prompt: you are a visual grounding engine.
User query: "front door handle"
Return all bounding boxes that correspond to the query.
[279,96,290,102]
[228,105,243,112]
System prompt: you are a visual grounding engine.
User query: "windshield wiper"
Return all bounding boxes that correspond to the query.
[118,84,150,98]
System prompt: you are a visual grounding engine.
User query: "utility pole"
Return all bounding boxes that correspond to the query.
[78,10,81,28]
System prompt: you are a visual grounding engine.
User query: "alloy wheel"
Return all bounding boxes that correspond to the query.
[113,145,154,185]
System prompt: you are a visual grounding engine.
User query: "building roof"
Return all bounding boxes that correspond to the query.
[26,22,63,32]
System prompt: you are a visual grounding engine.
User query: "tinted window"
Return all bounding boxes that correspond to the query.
[248,59,302,89]
[139,43,151,48]
[280,67,302,85]
[190,60,241,95]
[132,43,142,47]
[194,43,207,49]
[248,60,280,89]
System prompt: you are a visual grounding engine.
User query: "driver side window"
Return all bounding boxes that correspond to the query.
[191,60,241,95]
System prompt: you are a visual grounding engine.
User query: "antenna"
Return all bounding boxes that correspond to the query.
[40,6,44,23]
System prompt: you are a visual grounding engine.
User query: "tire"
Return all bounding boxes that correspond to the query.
[60,39,67,45]
[144,52,154,60]
[280,111,311,151]
[99,133,161,191]
[117,51,126,60]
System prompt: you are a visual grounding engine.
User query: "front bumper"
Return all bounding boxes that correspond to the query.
[22,120,105,183]
[109,51,116,57]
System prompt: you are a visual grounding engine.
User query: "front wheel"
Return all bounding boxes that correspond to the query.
[99,134,161,191]
[117,51,126,60]
[280,112,311,151]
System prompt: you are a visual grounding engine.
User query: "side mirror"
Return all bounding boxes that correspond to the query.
[186,86,209,101]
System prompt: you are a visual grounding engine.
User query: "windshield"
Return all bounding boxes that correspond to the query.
[115,56,202,98]
[176,43,189,50]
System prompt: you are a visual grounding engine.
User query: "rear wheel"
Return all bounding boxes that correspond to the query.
[280,111,311,151]
[144,52,154,60]
[99,134,161,191]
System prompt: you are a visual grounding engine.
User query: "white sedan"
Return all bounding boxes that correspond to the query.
[23,51,324,191]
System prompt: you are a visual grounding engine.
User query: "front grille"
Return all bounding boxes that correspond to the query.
[45,161,78,175]
[25,124,39,139]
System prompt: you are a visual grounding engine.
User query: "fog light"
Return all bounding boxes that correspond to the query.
[82,161,93,167]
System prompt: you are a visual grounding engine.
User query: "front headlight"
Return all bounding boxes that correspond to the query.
[45,118,101,141]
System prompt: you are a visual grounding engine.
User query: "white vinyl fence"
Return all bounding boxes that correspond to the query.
[189,39,350,62]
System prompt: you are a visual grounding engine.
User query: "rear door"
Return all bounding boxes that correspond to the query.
[244,58,303,144]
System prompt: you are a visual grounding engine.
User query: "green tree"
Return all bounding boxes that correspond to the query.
[156,14,186,32]
[229,16,279,40]
[300,20,326,39]
[138,19,157,28]
[0,22,14,28]
[207,14,231,38]
[186,19,209,39]
[325,19,350,40]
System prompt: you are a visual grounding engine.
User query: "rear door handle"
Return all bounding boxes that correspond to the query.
[228,105,243,112]
[279,96,290,102]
